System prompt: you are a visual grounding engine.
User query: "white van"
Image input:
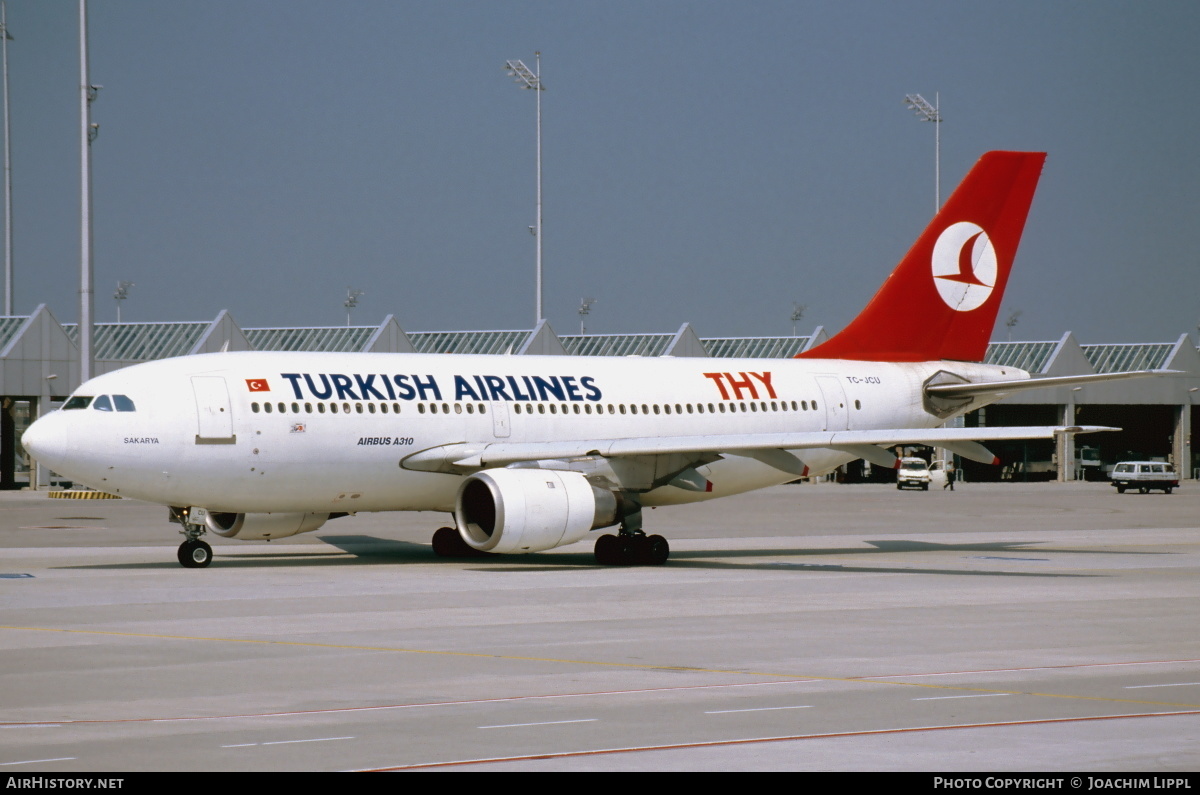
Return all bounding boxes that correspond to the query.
[1110,461,1179,494]
[897,457,931,491]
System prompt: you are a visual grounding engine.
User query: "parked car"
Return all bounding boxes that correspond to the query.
[1110,461,1179,494]
[897,457,931,490]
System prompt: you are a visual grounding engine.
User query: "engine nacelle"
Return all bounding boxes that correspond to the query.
[454,468,621,553]
[204,511,331,541]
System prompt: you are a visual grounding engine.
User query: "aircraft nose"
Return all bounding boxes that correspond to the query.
[22,413,64,466]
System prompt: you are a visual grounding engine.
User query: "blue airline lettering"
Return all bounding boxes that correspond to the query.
[412,374,442,401]
[276,373,603,402]
[331,374,358,401]
[506,375,531,400]
[532,375,565,401]
[483,375,511,401]
[355,374,387,401]
[392,374,416,400]
[453,376,482,401]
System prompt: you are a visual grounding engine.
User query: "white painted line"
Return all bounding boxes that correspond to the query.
[478,719,597,729]
[0,758,76,766]
[705,705,814,714]
[913,693,1013,701]
[222,736,354,748]
[1125,682,1200,689]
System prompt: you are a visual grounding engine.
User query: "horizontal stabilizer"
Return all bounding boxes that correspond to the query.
[926,370,1176,401]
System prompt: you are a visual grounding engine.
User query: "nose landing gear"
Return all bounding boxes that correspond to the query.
[169,506,213,568]
[178,538,213,568]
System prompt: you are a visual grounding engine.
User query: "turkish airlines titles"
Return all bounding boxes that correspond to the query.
[261,370,781,404]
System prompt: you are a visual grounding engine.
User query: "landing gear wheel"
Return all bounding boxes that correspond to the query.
[1117,486,1126,494]
[594,534,621,565]
[178,539,212,568]
[595,533,669,565]
[640,534,670,565]
[431,526,488,558]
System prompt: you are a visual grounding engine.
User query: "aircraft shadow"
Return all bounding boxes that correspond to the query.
[52,535,1147,576]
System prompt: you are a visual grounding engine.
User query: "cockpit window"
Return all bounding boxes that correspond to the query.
[93,395,114,412]
[63,396,93,410]
[113,394,136,412]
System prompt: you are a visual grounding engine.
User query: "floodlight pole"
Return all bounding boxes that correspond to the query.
[79,0,97,382]
[505,53,544,325]
[1,2,12,316]
[344,287,363,327]
[904,92,941,214]
[113,281,133,323]
[578,296,595,335]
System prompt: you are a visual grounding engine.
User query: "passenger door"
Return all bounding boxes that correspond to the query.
[191,376,236,444]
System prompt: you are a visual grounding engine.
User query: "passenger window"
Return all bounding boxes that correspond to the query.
[93,395,113,411]
[113,394,136,412]
[63,396,93,410]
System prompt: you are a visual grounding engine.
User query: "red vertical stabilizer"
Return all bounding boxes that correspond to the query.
[798,151,1046,363]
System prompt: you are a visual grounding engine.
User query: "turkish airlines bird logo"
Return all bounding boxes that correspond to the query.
[245,378,270,392]
[931,221,997,312]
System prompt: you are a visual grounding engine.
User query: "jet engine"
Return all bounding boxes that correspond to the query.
[454,468,623,553]
[204,511,331,541]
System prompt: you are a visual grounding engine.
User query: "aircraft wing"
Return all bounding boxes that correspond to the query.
[926,369,1176,400]
[402,425,1117,473]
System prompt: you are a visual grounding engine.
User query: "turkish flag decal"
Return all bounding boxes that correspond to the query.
[246,378,270,392]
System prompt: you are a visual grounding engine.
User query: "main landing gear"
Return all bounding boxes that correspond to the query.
[593,497,669,566]
[431,526,490,558]
[170,507,213,568]
[593,532,669,566]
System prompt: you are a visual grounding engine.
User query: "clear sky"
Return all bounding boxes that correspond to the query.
[6,1,1199,344]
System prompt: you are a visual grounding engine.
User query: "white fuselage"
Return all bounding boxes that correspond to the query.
[25,351,1020,514]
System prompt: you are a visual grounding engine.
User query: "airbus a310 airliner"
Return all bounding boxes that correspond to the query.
[22,152,1157,568]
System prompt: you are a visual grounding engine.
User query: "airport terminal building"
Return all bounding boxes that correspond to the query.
[0,305,1196,488]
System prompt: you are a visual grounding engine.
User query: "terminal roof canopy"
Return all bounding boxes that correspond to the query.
[0,311,1195,405]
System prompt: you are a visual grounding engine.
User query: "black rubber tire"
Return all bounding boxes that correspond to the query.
[642,534,670,565]
[432,526,487,557]
[178,539,212,568]
[594,534,621,565]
